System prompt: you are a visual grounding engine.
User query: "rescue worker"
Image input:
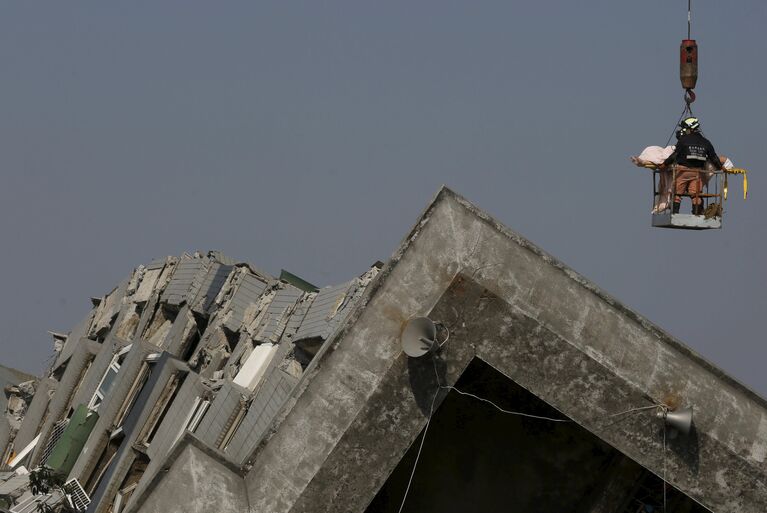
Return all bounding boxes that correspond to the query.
[662,117,723,215]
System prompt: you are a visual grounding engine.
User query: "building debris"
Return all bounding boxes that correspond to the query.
[0,251,379,512]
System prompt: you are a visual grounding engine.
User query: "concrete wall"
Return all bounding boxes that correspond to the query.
[28,339,100,468]
[69,341,158,483]
[0,419,9,465]
[193,381,240,448]
[12,377,57,454]
[225,367,297,464]
[128,437,248,513]
[129,372,208,506]
[85,355,191,513]
[242,188,767,513]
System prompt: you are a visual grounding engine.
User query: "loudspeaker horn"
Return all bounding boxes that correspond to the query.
[401,317,437,358]
[661,406,693,435]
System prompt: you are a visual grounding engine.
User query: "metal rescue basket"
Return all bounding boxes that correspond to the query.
[651,165,723,230]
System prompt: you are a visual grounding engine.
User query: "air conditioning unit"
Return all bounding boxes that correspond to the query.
[63,479,91,512]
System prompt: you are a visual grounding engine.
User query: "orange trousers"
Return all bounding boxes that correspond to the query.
[674,170,703,205]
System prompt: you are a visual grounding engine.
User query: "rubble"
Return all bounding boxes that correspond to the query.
[0,251,379,512]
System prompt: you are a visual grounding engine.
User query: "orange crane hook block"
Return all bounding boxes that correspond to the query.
[680,39,698,97]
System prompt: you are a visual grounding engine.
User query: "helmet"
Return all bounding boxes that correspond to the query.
[680,117,700,133]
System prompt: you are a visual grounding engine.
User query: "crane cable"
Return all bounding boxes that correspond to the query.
[684,0,749,203]
[688,0,692,40]
[665,0,696,148]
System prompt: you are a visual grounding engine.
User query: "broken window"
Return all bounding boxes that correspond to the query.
[88,345,132,412]
[109,451,149,513]
[137,372,185,447]
[169,395,211,449]
[112,362,151,429]
[186,397,210,433]
[84,438,121,496]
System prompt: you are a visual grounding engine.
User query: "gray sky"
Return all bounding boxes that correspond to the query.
[1,2,765,397]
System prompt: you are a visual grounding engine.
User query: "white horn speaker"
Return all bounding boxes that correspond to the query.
[401,317,437,358]
[660,406,693,435]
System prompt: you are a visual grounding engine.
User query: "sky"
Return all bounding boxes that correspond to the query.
[1,2,765,397]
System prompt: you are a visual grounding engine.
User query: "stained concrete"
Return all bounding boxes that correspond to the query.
[127,435,248,513]
[241,187,767,513]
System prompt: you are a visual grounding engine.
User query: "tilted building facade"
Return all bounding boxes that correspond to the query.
[1,251,379,512]
[2,188,766,513]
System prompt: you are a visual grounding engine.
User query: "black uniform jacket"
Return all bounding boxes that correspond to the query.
[664,132,722,169]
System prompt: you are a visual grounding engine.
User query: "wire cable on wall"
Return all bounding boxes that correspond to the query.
[396,352,572,512]
[396,336,674,512]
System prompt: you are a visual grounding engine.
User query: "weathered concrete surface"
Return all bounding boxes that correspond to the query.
[126,435,248,513]
[12,378,57,453]
[68,341,158,484]
[0,365,36,467]
[364,359,693,512]
[242,187,767,513]
[28,338,101,468]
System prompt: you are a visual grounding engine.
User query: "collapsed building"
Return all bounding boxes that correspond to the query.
[1,366,37,472]
[1,251,379,512]
[1,187,766,513]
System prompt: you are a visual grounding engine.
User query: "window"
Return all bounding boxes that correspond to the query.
[187,399,210,433]
[113,362,151,429]
[172,397,210,447]
[88,345,132,411]
[137,372,185,447]
[109,452,149,513]
[85,439,120,495]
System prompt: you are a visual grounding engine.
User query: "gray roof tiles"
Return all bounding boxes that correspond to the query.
[189,262,234,314]
[222,273,270,333]
[161,259,206,306]
[293,281,352,342]
[254,285,304,343]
